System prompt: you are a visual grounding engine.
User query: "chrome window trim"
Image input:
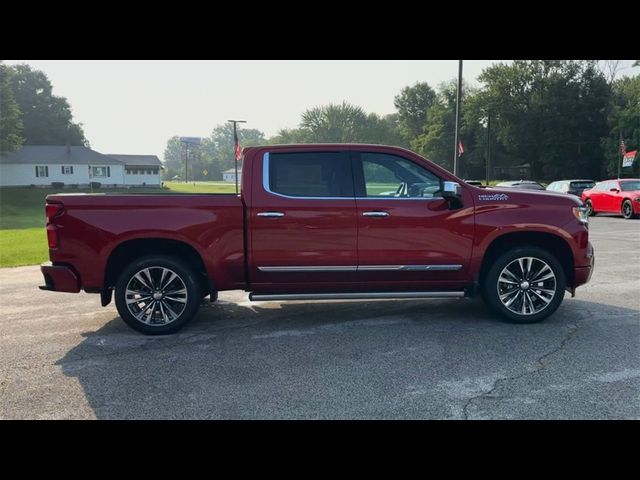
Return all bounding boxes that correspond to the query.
[262,152,442,201]
[258,264,462,273]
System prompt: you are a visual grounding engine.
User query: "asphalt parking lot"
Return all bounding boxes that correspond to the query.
[1,216,638,419]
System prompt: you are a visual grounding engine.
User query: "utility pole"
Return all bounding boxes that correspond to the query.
[184,142,189,184]
[486,110,491,186]
[453,60,463,176]
[228,119,246,195]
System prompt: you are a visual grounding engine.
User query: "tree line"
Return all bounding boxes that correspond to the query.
[0,63,87,150]
[164,60,639,182]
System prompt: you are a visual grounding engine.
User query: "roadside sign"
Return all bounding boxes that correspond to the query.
[622,150,636,168]
[180,136,201,145]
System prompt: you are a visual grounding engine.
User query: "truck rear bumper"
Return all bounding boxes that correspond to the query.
[39,263,80,293]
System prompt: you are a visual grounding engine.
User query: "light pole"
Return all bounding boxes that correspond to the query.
[453,60,463,176]
[486,110,492,186]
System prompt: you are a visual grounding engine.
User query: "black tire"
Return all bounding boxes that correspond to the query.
[482,246,566,324]
[585,199,596,216]
[622,200,636,219]
[115,255,202,335]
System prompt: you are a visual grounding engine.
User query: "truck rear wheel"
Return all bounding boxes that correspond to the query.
[115,255,201,335]
[482,246,566,324]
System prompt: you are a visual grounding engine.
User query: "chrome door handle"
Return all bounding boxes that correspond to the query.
[362,211,390,217]
[257,211,285,217]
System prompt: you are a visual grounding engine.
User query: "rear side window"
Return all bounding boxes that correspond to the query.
[570,181,595,190]
[267,152,353,198]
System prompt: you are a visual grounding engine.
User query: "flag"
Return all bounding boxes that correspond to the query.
[620,134,626,156]
[458,140,465,156]
[234,129,242,161]
[623,150,637,168]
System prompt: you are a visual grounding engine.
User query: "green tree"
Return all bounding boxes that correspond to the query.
[476,60,610,180]
[299,102,369,142]
[9,64,86,146]
[600,75,640,177]
[411,80,478,174]
[270,102,404,146]
[162,136,184,180]
[394,82,436,141]
[0,63,23,152]
[163,125,266,181]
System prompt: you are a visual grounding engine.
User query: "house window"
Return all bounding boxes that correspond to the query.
[91,166,110,178]
[61,166,74,175]
[36,166,49,177]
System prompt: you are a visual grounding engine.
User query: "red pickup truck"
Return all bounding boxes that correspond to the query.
[40,144,594,334]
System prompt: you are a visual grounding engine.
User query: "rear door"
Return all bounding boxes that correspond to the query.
[249,150,358,290]
[353,151,474,288]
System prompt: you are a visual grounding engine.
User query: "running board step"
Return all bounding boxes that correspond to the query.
[249,291,465,302]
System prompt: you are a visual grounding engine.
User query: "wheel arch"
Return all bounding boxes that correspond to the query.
[104,238,213,296]
[479,231,574,288]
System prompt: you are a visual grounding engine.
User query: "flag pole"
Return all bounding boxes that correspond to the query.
[228,119,246,195]
[618,132,625,179]
[453,60,463,176]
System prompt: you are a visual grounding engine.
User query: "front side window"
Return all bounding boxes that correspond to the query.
[267,152,353,198]
[359,153,442,198]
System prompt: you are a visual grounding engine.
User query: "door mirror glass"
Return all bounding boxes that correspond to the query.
[442,181,462,199]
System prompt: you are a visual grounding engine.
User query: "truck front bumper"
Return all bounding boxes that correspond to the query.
[573,241,595,288]
[39,263,81,293]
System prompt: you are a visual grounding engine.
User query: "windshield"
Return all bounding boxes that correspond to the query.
[620,181,640,192]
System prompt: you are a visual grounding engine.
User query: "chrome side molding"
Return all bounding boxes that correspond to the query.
[249,291,466,302]
[257,264,462,273]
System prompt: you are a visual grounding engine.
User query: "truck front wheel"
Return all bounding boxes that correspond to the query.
[115,255,202,335]
[482,246,566,324]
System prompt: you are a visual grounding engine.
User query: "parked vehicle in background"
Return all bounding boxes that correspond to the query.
[581,179,640,219]
[495,180,546,190]
[546,179,595,197]
[40,144,594,334]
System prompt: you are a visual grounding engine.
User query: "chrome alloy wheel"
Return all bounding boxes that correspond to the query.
[125,267,188,325]
[497,257,556,316]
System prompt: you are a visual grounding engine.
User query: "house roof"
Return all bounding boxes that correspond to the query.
[223,168,241,174]
[0,145,123,165]
[107,154,162,166]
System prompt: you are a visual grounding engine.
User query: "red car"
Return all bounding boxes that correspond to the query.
[40,144,594,334]
[581,178,640,219]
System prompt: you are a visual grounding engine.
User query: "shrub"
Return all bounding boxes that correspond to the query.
[52,182,65,189]
[90,182,101,189]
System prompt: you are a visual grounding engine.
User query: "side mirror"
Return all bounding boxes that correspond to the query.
[441,181,463,209]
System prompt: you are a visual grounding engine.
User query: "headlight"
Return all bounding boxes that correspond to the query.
[573,206,589,225]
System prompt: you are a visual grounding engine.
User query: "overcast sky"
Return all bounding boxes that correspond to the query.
[6,60,637,159]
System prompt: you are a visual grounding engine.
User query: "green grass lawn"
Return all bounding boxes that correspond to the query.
[0,182,235,268]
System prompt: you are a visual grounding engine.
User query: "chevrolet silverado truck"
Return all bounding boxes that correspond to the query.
[40,144,594,334]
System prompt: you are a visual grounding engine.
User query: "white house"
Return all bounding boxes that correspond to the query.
[223,168,241,183]
[106,154,162,186]
[0,146,162,187]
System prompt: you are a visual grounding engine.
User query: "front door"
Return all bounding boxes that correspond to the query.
[249,150,358,290]
[353,151,474,289]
